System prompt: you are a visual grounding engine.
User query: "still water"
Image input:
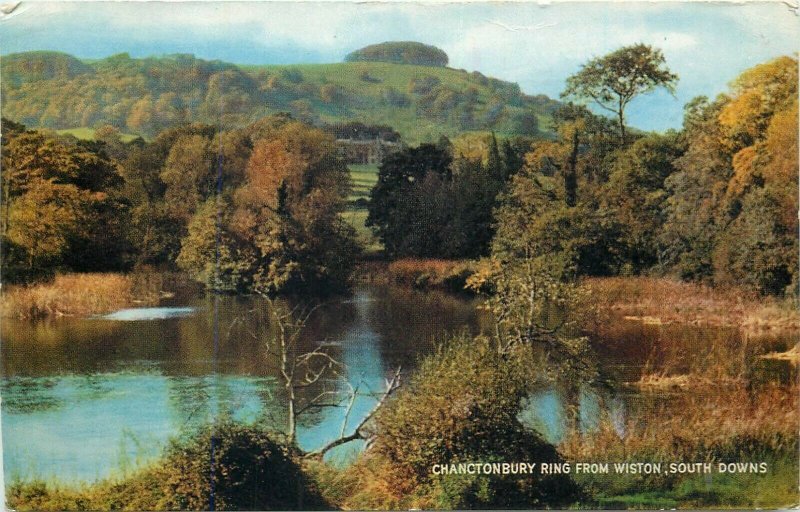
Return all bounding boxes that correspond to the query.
[1,285,484,483]
[1,284,793,484]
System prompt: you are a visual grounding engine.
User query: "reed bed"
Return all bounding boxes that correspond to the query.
[585,276,799,332]
[386,258,475,291]
[560,383,798,463]
[1,273,160,319]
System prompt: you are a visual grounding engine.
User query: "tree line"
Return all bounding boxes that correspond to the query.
[1,114,359,294]
[1,50,558,141]
[369,49,798,296]
[2,46,796,297]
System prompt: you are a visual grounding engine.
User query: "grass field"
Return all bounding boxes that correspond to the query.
[242,62,552,143]
[57,127,141,142]
[343,164,382,253]
[348,163,379,202]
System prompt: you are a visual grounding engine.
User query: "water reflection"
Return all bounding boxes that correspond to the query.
[1,286,794,484]
[1,285,483,483]
[100,307,197,321]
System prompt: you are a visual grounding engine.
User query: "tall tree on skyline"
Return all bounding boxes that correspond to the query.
[562,43,678,143]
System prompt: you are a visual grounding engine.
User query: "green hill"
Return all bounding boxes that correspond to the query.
[1,50,560,143]
[2,51,94,87]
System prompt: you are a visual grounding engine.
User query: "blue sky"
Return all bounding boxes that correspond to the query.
[2,1,797,131]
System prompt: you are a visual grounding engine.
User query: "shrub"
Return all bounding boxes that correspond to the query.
[348,335,581,509]
[7,422,329,511]
[148,422,327,510]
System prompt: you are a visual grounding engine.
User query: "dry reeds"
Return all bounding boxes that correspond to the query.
[1,273,151,319]
[560,383,798,463]
[386,258,475,291]
[585,276,799,332]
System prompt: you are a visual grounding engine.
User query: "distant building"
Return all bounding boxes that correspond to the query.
[336,138,402,165]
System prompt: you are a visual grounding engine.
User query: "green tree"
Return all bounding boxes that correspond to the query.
[121,123,218,264]
[161,134,215,223]
[178,120,358,294]
[367,142,508,259]
[562,43,678,142]
[367,143,452,257]
[601,131,685,271]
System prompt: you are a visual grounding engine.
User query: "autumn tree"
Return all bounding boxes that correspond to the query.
[661,56,798,294]
[177,118,359,294]
[562,44,678,143]
[1,123,129,278]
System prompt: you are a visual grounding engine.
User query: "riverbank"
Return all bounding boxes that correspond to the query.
[559,381,798,508]
[585,276,799,332]
[4,270,797,331]
[0,272,184,319]
[356,259,476,293]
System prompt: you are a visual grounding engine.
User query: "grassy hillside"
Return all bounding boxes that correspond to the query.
[2,51,559,144]
[56,127,139,142]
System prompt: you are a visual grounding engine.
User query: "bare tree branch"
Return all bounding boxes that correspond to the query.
[305,366,402,459]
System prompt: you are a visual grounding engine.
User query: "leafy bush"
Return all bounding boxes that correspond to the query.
[7,422,329,511]
[408,75,441,95]
[352,335,581,509]
[148,422,327,510]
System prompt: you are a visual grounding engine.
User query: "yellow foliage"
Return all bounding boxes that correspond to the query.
[763,99,799,186]
[6,179,84,266]
[719,55,798,146]
[450,132,493,163]
[726,145,757,199]
[523,140,566,174]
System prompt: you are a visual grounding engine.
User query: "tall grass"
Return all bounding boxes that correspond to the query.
[384,258,476,292]
[1,273,159,319]
[558,383,798,507]
[560,384,798,463]
[585,276,799,332]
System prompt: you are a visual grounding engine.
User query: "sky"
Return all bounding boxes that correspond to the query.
[1,1,798,131]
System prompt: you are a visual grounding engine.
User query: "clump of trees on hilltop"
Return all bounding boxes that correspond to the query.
[345,41,449,67]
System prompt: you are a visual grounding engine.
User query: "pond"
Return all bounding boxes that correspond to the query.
[1,285,485,483]
[1,283,794,485]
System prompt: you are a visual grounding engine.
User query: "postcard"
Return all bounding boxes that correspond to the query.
[1,1,798,509]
